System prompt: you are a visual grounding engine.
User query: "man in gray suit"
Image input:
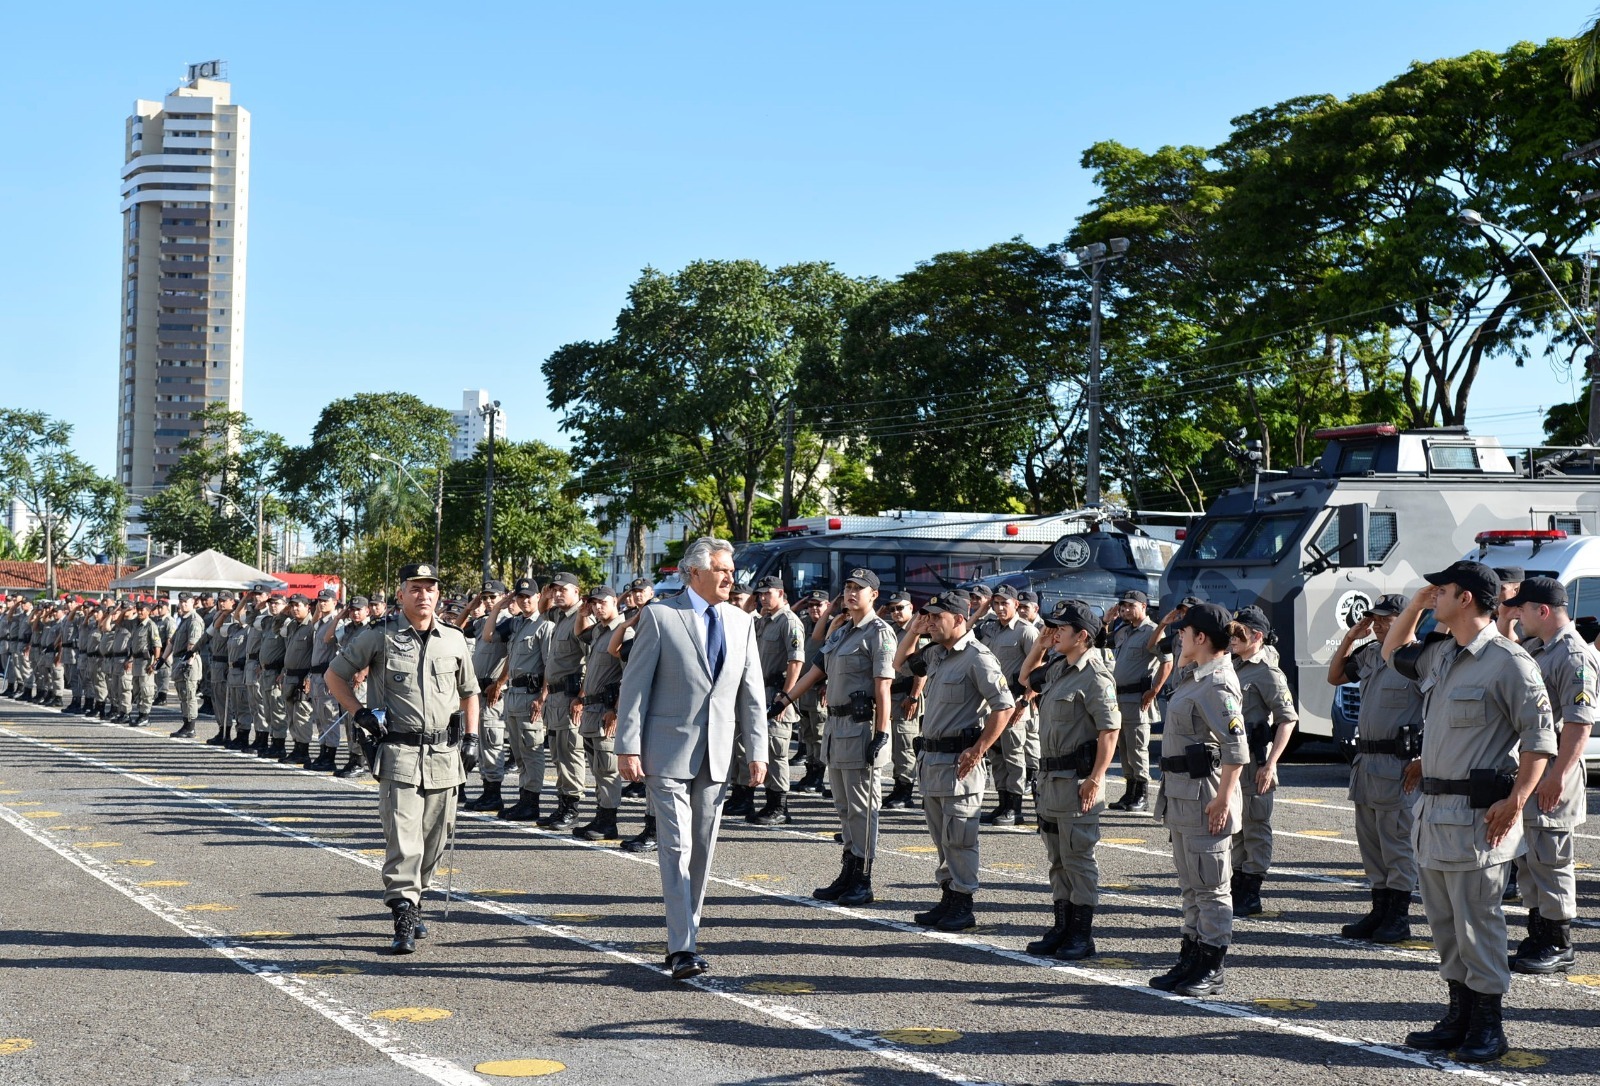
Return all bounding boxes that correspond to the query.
[617,536,768,981]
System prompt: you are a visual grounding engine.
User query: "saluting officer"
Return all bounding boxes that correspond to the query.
[573,585,627,840]
[1108,590,1171,812]
[326,562,479,953]
[883,590,923,811]
[1226,607,1298,917]
[541,572,589,831]
[891,589,1015,932]
[775,568,897,907]
[127,600,161,726]
[307,590,343,771]
[791,590,831,794]
[165,593,209,738]
[750,575,806,825]
[495,579,550,822]
[1019,600,1119,960]
[462,583,511,812]
[1326,593,1422,943]
[974,585,1038,828]
[280,594,319,766]
[1383,561,1555,1062]
[1503,576,1594,975]
[206,592,236,738]
[1149,602,1248,997]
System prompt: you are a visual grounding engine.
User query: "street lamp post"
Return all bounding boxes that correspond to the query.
[1064,238,1131,506]
[480,400,501,584]
[1460,210,1600,441]
[367,453,444,572]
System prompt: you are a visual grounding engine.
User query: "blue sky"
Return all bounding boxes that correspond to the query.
[1,1,1595,480]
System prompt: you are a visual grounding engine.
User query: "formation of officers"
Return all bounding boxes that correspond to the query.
[0,552,1590,1063]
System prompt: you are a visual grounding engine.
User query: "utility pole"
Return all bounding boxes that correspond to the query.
[255,491,264,571]
[480,399,500,584]
[433,469,444,572]
[781,399,795,525]
[43,497,55,597]
[1067,238,1131,506]
[1563,140,1600,443]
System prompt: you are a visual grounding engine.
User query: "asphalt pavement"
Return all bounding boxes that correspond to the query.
[0,698,1596,1085]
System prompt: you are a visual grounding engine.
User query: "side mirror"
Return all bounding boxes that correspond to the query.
[1332,504,1370,567]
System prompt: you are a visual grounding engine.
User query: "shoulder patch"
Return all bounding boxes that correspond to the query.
[1221,692,1240,716]
[1227,717,1244,735]
[1576,690,1592,707]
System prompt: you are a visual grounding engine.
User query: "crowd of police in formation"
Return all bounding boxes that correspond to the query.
[0,550,1589,1064]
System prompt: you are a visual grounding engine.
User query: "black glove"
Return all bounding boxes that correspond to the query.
[865,730,889,763]
[767,690,791,719]
[353,707,387,740]
[460,733,479,773]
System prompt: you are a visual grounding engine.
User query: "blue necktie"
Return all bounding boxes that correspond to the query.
[704,605,725,681]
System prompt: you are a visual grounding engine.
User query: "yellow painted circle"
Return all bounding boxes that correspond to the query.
[1566,974,1600,987]
[1254,998,1316,1012]
[1093,957,1136,969]
[1102,837,1147,845]
[0,1038,33,1056]
[1254,910,1283,919]
[475,888,522,896]
[115,859,157,867]
[81,842,122,849]
[747,980,815,994]
[183,903,235,912]
[1396,939,1434,951]
[1336,869,1370,877]
[1284,797,1325,804]
[549,913,598,923]
[1301,829,1343,837]
[742,873,784,881]
[476,1059,567,1077]
[297,964,363,976]
[358,848,386,856]
[1101,882,1139,892]
[370,1007,452,1023]
[242,931,294,939]
[23,811,62,819]
[7,801,42,806]
[900,845,939,854]
[268,816,313,823]
[1497,1051,1547,1069]
[880,1028,961,1046]
[139,880,189,888]
[1575,861,1593,871]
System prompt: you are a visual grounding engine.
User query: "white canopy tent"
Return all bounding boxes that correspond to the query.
[109,549,286,595]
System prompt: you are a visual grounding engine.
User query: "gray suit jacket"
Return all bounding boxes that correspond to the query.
[615,593,767,782]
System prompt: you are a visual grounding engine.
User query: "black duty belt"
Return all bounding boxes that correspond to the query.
[286,669,309,680]
[310,662,329,676]
[1421,770,1516,809]
[248,653,260,661]
[210,653,228,661]
[1116,679,1152,696]
[381,730,450,747]
[261,665,282,674]
[1041,739,1098,777]
[914,727,980,755]
[1160,743,1221,778]
[890,678,914,696]
[1357,738,1402,755]
[509,674,543,691]
[827,705,860,718]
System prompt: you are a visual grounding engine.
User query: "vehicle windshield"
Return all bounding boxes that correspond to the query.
[733,544,772,588]
[1184,512,1310,563]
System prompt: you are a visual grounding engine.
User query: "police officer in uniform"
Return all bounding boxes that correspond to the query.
[1149,602,1248,997]
[495,579,550,822]
[541,572,589,830]
[127,600,161,726]
[1383,561,1555,1062]
[165,593,209,738]
[1326,593,1422,942]
[256,594,290,760]
[974,585,1038,828]
[1108,590,1170,812]
[327,562,479,953]
[463,583,511,811]
[308,590,343,770]
[774,569,897,907]
[1019,600,1120,959]
[280,594,319,765]
[750,575,806,825]
[574,585,627,840]
[792,590,831,793]
[891,589,1015,932]
[1226,606,1298,917]
[226,599,254,748]
[207,592,236,739]
[1504,576,1594,974]
[883,590,923,810]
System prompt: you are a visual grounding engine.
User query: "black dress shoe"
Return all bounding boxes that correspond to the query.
[666,951,708,980]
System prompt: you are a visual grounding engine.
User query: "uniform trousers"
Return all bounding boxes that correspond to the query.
[378,776,457,908]
[1515,823,1578,922]
[503,692,548,796]
[797,694,825,764]
[227,668,251,733]
[90,661,108,703]
[891,699,920,787]
[920,788,983,894]
[764,717,792,794]
[985,711,1030,793]
[244,661,263,731]
[648,761,730,954]
[1231,755,1275,876]
[1038,773,1102,905]
[1116,696,1155,785]
[1419,861,1511,994]
[260,671,288,738]
[284,680,313,744]
[1170,824,1235,947]
[310,675,340,751]
[131,662,155,713]
[476,699,506,783]
[543,692,586,801]
[115,666,133,715]
[1354,801,1418,892]
[210,664,230,720]
[580,719,622,809]
[174,658,203,721]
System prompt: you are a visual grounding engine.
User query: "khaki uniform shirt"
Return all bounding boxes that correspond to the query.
[1157,655,1248,835]
[1233,649,1297,763]
[819,614,898,768]
[503,614,550,707]
[755,606,806,723]
[258,615,286,670]
[1112,617,1168,698]
[1411,624,1557,870]
[1346,639,1426,806]
[578,615,626,738]
[544,605,586,691]
[977,615,1038,687]
[916,632,1014,798]
[1523,622,1596,830]
[283,617,316,673]
[311,615,339,667]
[131,617,160,660]
[1037,651,1120,774]
[330,615,475,790]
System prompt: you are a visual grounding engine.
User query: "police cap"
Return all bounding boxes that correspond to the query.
[885,590,913,606]
[992,584,1019,601]
[552,572,581,589]
[217,590,236,602]
[1174,602,1231,643]
[845,567,880,591]
[514,577,539,597]
[1119,589,1149,606]
[924,590,971,617]
[316,589,338,602]
[287,593,310,605]
[1504,576,1568,609]
[1016,590,1039,605]
[754,575,784,592]
[1368,593,1407,617]
[1424,561,1500,602]
[628,578,653,591]
[177,592,193,602]
[1491,565,1526,586]
[585,584,617,601]
[349,595,370,608]
[1043,599,1101,637]
[1233,606,1271,635]
[967,584,993,600]
[397,563,440,583]
[483,578,508,595]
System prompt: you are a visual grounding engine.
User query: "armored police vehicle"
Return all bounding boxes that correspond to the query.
[964,509,1178,614]
[1157,424,1600,748]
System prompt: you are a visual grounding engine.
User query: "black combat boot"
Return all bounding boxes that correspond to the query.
[1513,915,1576,975]
[882,780,914,810]
[1055,903,1097,961]
[207,721,230,746]
[1405,980,1474,1050]
[915,883,956,928]
[837,856,874,907]
[83,698,99,717]
[264,736,286,761]
[793,763,822,793]
[1232,872,1263,917]
[1510,907,1543,962]
[110,708,127,723]
[388,900,418,954]
[1341,888,1387,939]
[813,850,857,902]
[199,696,213,717]
[229,727,253,751]
[65,695,82,714]
[980,789,1016,826]
[1369,887,1413,945]
[539,796,579,831]
[935,889,976,931]
[620,780,646,800]
[333,750,368,778]
[1150,936,1198,991]
[280,741,309,765]
[750,791,790,825]
[1109,780,1139,811]
[128,712,148,727]
[153,691,167,706]
[308,745,337,772]
[466,780,504,812]
[1453,991,1508,1063]
[1123,780,1149,812]
[1172,942,1227,996]
[1025,899,1070,955]
[575,806,620,841]
[170,720,196,739]
[723,784,755,818]
[253,732,272,758]
[499,790,541,822]
[621,812,658,853]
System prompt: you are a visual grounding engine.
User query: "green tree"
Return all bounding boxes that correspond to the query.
[0,410,127,586]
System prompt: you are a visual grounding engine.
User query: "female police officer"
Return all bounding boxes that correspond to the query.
[1227,606,1298,917]
[1018,600,1119,960]
[773,568,897,908]
[1150,601,1248,996]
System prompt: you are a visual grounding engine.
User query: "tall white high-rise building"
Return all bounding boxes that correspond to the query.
[451,389,508,461]
[118,61,250,501]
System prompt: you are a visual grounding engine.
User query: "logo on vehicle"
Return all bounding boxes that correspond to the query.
[1335,590,1372,629]
[1054,538,1091,568]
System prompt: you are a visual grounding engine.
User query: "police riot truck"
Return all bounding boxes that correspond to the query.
[963,506,1179,614]
[1157,424,1600,754]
